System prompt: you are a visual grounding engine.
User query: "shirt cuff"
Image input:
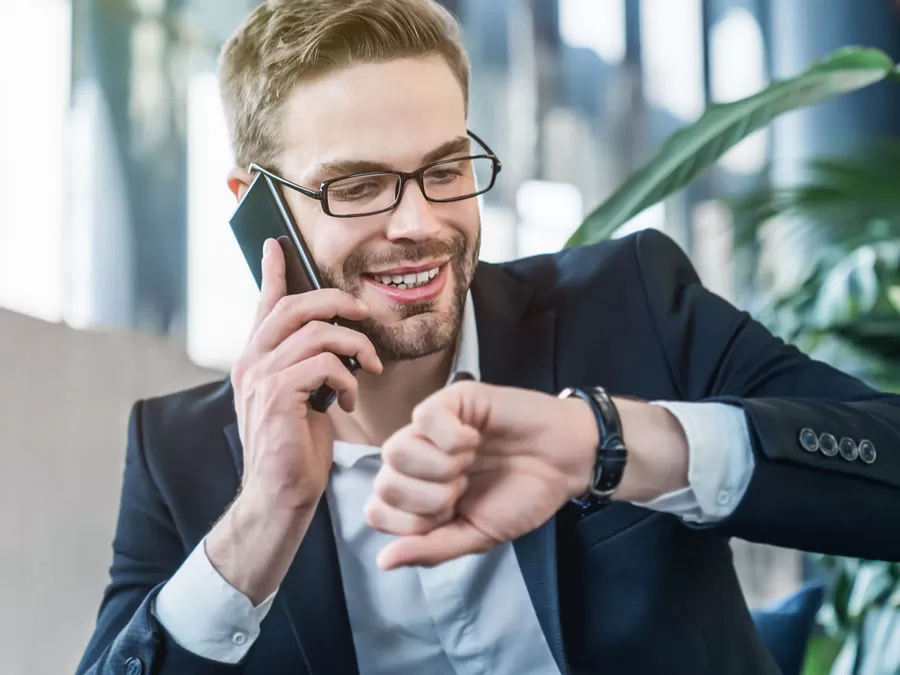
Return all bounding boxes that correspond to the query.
[151,537,277,664]
[636,401,755,524]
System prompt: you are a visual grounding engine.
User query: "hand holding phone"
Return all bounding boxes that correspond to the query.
[209,242,383,604]
[229,170,365,412]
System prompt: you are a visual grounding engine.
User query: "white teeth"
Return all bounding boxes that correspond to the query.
[373,265,442,289]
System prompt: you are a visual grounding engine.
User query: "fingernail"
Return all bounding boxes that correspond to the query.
[262,239,274,261]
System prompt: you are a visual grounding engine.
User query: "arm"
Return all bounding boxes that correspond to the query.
[632,228,900,560]
[75,402,246,675]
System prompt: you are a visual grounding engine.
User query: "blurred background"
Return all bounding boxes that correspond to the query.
[3,1,900,674]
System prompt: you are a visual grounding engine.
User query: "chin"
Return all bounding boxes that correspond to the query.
[358,307,461,362]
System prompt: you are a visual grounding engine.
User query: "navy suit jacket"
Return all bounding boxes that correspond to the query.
[77,230,900,675]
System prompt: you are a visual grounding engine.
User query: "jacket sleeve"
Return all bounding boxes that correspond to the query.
[633,228,900,561]
[75,401,245,675]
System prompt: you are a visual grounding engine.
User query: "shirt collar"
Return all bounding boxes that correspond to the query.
[332,290,480,469]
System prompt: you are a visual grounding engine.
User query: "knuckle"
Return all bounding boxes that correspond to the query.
[363,500,382,527]
[298,320,328,343]
[271,294,293,318]
[381,440,401,466]
[234,361,260,396]
[373,477,392,505]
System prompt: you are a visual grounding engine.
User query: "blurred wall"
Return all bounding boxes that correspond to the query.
[0,309,222,675]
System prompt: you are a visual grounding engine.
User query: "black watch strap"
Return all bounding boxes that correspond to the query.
[558,386,628,505]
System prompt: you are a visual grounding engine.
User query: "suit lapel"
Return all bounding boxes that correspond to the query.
[471,262,568,674]
[224,424,359,675]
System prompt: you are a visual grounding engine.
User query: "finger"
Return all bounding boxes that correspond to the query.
[364,496,453,536]
[373,464,467,516]
[250,288,371,355]
[412,394,481,455]
[263,320,383,375]
[279,351,360,412]
[250,239,288,336]
[382,427,475,482]
[376,521,494,570]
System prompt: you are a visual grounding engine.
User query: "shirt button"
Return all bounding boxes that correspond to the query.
[717,490,732,507]
[233,632,248,646]
[124,658,144,675]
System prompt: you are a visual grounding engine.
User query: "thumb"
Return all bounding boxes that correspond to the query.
[376,521,493,570]
[251,238,287,334]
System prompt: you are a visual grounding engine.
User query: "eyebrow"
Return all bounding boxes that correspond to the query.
[312,135,472,182]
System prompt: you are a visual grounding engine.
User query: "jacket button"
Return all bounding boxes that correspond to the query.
[839,437,859,462]
[124,657,144,675]
[818,433,838,457]
[859,440,877,464]
[798,428,819,453]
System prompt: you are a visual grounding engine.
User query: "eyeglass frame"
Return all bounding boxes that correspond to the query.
[247,130,502,218]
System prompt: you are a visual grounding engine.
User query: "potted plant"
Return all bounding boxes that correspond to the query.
[564,47,900,675]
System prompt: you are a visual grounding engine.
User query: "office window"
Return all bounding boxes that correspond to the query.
[186,72,257,370]
[640,0,705,122]
[710,7,768,174]
[0,0,70,322]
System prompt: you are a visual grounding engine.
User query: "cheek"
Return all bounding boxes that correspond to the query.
[288,199,357,275]
[441,203,480,244]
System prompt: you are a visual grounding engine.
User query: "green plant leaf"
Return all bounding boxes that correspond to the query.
[855,608,900,675]
[567,47,896,248]
[829,632,858,675]
[802,634,842,675]
[847,562,895,620]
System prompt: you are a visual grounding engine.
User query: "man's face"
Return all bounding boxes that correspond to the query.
[271,56,481,362]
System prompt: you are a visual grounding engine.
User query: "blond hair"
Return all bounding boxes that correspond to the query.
[218,0,470,168]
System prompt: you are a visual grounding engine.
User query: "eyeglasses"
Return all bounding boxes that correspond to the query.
[248,130,502,218]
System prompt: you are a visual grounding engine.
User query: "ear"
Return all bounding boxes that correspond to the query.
[227,166,253,202]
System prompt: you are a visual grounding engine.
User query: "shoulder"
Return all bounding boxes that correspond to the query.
[494,228,695,307]
[132,377,235,467]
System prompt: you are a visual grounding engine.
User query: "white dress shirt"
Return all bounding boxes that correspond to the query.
[152,291,755,668]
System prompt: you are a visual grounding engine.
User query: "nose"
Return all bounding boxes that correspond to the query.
[383,178,442,242]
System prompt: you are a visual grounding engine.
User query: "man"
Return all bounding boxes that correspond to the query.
[77,1,900,674]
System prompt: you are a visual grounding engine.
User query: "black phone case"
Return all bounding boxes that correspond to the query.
[229,172,360,412]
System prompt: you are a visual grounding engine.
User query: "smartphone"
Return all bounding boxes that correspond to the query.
[229,170,361,413]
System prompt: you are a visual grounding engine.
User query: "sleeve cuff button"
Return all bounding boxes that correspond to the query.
[799,428,819,453]
[233,632,248,646]
[818,433,838,457]
[859,440,877,464]
[839,437,859,462]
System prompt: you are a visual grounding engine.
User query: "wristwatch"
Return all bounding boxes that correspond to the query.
[558,386,628,506]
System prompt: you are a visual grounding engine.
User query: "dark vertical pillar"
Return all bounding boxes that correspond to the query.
[530,0,562,180]
[768,0,900,183]
[71,0,188,336]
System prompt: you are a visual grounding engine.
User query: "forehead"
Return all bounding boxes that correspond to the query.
[276,55,467,178]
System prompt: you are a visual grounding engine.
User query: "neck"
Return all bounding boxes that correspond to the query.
[329,346,456,447]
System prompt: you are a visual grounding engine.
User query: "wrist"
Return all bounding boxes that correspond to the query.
[560,398,601,501]
[206,490,318,605]
[613,399,689,503]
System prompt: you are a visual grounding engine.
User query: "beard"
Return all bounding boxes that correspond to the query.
[318,229,480,362]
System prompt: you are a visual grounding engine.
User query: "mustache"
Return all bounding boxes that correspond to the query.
[343,238,467,276]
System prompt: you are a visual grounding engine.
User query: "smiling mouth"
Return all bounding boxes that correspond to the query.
[367,264,445,290]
